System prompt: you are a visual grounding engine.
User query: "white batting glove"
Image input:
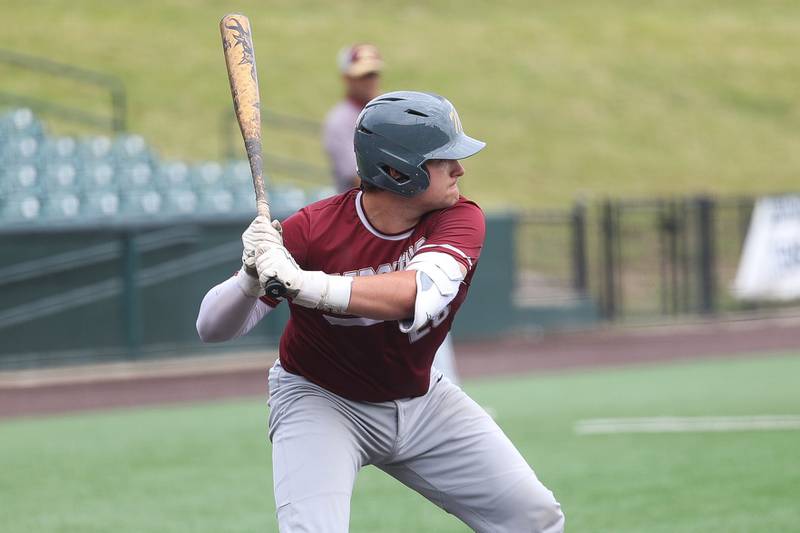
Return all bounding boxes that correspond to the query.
[241,216,283,274]
[236,216,284,298]
[255,245,353,314]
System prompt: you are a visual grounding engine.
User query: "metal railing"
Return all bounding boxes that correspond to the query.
[219,107,329,183]
[0,48,127,133]
[0,226,201,356]
[0,216,293,369]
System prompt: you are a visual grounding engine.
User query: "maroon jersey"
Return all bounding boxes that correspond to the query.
[261,189,485,402]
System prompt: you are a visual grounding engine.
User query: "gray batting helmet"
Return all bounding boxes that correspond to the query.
[354,91,485,197]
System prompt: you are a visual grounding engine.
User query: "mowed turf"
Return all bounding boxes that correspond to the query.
[1,1,799,207]
[1,353,799,532]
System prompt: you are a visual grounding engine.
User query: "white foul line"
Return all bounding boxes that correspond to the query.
[574,415,800,435]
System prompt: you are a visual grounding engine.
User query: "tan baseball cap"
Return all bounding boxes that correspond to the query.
[338,44,383,77]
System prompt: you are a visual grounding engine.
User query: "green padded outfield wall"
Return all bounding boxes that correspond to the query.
[0,213,597,368]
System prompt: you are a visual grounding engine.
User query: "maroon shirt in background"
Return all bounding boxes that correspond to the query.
[261,189,485,402]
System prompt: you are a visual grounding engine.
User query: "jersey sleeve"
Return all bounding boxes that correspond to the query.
[259,208,311,307]
[415,199,486,273]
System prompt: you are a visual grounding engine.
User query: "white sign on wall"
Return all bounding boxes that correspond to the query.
[734,195,800,301]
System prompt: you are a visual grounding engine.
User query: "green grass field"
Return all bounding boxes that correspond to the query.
[2,353,799,532]
[2,1,799,208]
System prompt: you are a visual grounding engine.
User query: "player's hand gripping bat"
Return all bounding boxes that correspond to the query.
[220,13,286,299]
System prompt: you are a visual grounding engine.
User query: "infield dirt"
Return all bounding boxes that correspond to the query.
[3,315,800,419]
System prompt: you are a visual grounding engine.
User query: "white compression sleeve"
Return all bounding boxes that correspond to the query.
[196,273,274,343]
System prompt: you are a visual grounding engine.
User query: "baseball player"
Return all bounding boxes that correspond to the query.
[323,44,462,385]
[196,91,564,532]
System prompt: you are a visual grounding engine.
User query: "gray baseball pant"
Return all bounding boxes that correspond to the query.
[267,360,564,532]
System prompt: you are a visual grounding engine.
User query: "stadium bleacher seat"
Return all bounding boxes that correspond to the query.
[41,162,79,191]
[42,192,82,220]
[83,190,121,217]
[269,185,307,214]
[157,161,192,191]
[122,190,163,216]
[224,160,253,187]
[80,161,116,190]
[162,188,198,215]
[118,161,154,189]
[79,136,113,161]
[40,136,78,162]
[113,134,152,163]
[1,135,39,164]
[198,187,236,214]
[191,161,225,190]
[1,164,40,194]
[0,192,41,222]
[230,182,256,209]
[0,108,44,139]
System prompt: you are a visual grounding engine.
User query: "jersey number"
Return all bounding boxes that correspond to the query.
[407,305,450,343]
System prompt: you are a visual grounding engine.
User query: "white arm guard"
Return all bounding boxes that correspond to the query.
[398,252,465,334]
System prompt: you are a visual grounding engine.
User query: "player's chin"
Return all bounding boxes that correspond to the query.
[446,185,461,204]
[425,186,459,210]
[433,193,458,209]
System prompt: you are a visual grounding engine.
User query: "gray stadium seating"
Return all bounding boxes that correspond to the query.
[0,108,320,225]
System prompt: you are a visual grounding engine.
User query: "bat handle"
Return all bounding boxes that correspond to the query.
[255,198,270,219]
[265,277,288,298]
[254,202,286,297]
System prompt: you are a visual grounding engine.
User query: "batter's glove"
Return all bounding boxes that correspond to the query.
[255,245,352,314]
[255,245,302,297]
[241,215,283,277]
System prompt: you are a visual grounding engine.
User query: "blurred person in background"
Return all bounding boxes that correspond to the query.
[323,43,462,386]
[323,43,383,193]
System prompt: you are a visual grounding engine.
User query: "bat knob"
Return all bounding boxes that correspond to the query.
[265,277,288,298]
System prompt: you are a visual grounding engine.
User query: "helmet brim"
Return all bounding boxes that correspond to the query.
[426,133,486,161]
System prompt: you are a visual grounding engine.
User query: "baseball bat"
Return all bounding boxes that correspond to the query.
[220,13,286,298]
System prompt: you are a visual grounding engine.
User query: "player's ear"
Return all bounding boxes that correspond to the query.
[386,166,402,178]
[385,166,411,185]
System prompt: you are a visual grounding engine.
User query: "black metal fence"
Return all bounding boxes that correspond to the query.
[517,194,794,323]
[596,197,717,320]
[514,205,588,309]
